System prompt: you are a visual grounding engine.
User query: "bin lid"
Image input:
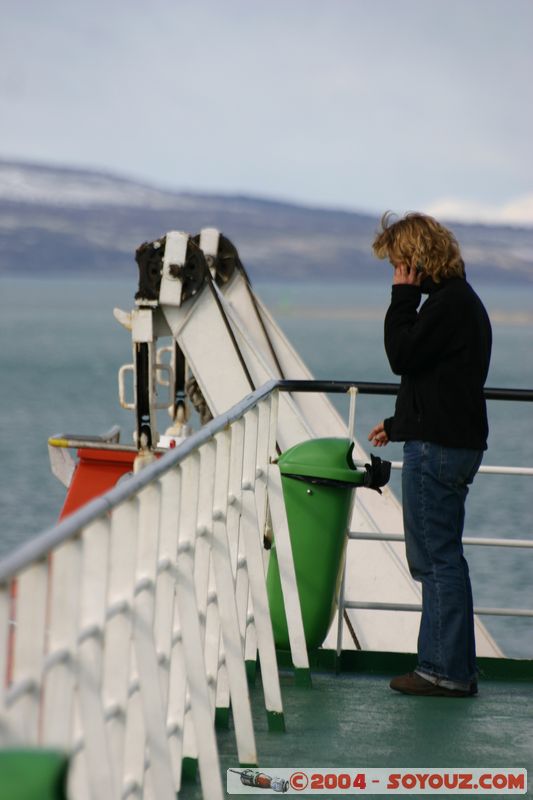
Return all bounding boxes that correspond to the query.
[277,437,364,485]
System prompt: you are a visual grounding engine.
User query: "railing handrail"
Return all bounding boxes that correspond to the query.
[350,531,533,548]
[2,378,532,585]
[385,461,533,477]
[344,601,533,618]
[277,379,533,402]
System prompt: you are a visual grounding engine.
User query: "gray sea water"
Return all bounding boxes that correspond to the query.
[1,276,532,658]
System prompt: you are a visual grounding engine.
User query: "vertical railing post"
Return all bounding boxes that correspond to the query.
[212,429,257,766]
[153,469,181,709]
[239,410,258,669]
[218,417,247,716]
[155,467,185,790]
[74,517,116,800]
[226,419,247,648]
[336,386,358,660]
[195,442,219,717]
[174,455,224,800]
[241,402,285,730]
[347,386,358,441]
[130,480,175,799]
[0,581,10,742]
[42,537,82,748]
[102,497,139,798]
[254,399,271,539]
[8,560,48,743]
[336,565,347,658]
[266,392,311,683]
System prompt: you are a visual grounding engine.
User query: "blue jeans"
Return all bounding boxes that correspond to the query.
[402,441,483,686]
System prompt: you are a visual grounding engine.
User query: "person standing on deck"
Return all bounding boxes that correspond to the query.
[368,212,492,697]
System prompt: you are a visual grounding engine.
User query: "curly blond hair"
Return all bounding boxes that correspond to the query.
[372,212,465,282]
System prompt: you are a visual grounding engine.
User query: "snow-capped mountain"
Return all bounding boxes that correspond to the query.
[0,161,189,210]
[0,159,532,283]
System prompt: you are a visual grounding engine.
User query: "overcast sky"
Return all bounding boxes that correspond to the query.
[1,0,532,224]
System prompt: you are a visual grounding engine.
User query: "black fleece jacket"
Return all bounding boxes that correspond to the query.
[383,276,492,450]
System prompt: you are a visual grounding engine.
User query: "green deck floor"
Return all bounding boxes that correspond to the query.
[179,658,532,799]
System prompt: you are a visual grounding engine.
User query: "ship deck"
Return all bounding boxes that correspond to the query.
[180,651,533,799]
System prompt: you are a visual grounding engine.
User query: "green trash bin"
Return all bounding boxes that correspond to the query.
[267,437,365,651]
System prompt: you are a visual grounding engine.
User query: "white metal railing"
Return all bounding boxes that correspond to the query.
[337,449,533,653]
[280,380,533,656]
[0,380,311,800]
[1,377,532,797]
[389,460,533,477]
[343,528,533,622]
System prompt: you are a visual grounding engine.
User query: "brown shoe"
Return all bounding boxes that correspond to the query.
[390,672,476,698]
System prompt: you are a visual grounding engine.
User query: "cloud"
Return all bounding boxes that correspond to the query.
[426,195,533,228]
[1,1,532,215]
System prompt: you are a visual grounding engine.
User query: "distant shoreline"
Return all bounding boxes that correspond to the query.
[1,161,532,285]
